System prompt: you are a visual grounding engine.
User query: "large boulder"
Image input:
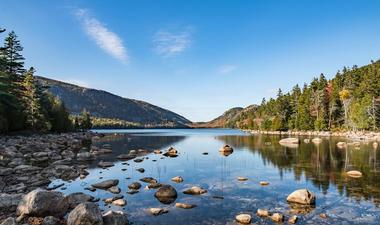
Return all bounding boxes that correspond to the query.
[102,211,129,225]
[67,203,103,225]
[65,192,94,209]
[16,189,68,219]
[92,180,119,189]
[154,185,177,204]
[286,189,316,205]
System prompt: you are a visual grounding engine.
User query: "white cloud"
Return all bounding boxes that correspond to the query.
[218,64,237,74]
[75,8,128,63]
[153,27,193,57]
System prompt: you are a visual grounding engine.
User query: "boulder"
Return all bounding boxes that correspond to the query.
[154,185,177,204]
[16,189,68,219]
[235,214,251,224]
[286,189,316,205]
[92,180,119,189]
[183,186,207,195]
[65,192,94,209]
[0,218,17,225]
[102,211,129,225]
[42,216,61,225]
[171,176,183,183]
[67,203,103,225]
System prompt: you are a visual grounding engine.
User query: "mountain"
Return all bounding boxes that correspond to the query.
[36,76,191,128]
[193,105,258,128]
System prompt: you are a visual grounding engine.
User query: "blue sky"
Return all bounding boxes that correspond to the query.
[1,0,380,121]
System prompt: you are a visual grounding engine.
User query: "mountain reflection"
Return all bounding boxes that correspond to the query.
[217,135,380,206]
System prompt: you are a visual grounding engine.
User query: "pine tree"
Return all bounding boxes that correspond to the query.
[79,109,92,130]
[21,67,48,131]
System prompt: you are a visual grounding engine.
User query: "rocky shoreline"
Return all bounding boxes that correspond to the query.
[242,129,380,141]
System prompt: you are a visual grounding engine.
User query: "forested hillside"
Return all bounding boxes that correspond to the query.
[37,76,191,128]
[217,60,380,131]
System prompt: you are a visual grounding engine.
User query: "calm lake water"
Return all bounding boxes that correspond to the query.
[50,129,380,225]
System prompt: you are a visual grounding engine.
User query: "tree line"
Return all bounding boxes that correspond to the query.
[0,27,92,133]
[237,60,380,131]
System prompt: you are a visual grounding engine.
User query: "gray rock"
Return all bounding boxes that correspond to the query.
[16,189,69,218]
[0,217,17,225]
[65,192,94,209]
[92,180,119,189]
[67,203,103,225]
[107,186,121,194]
[98,161,114,168]
[128,182,141,190]
[139,177,157,183]
[42,216,61,225]
[0,193,24,208]
[102,211,129,225]
[183,186,207,195]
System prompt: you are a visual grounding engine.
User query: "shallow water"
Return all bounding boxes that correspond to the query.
[50,129,380,224]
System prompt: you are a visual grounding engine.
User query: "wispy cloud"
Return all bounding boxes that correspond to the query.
[153,27,193,57]
[74,8,128,63]
[218,64,237,74]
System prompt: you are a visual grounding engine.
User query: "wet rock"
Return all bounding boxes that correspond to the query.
[67,203,103,225]
[320,213,328,218]
[76,152,93,161]
[147,183,162,189]
[116,154,135,160]
[0,193,23,209]
[102,211,129,225]
[271,213,283,222]
[0,218,17,225]
[140,177,157,183]
[235,214,251,224]
[346,170,362,178]
[149,208,168,216]
[16,189,68,219]
[128,182,141,190]
[202,152,208,155]
[153,150,162,154]
[288,215,298,224]
[112,199,126,206]
[219,145,233,152]
[85,187,96,192]
[237,177,248,181]
[42,216,61,225]
[154,185,177,204]
[108,186,121,194]
[98,161,114,168]
[256,209,269,217]
[171,176,183,183]
[163,147,178,157]
[260,181,269,186]
[175,203,196,209]
[92,180,119,189]
[183,186,207,195]
[136,168,145,173]
[65,192,94,209]
[133,158,143,163]
[337,142,346,148]
[287,189,316,205]
[126,190,139,195]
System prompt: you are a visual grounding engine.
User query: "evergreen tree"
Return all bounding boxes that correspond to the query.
[79,109,92,130]
[3,31,25,76]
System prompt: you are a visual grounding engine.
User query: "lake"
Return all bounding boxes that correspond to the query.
[50,129,380,225]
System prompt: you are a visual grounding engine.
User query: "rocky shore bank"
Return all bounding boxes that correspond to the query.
[243,129,380,141]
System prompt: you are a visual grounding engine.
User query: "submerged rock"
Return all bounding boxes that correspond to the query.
[149,208,168,216]
[154,185,177,204]
[128,182,141,190]
[140,177,157,183]
[271,213,284,222]
[288,215,298,224]
[175,203,196,209]
[108,186,121,194]
[67,203,103,225]
[346,170,362,178]
[287,189,316,205]
[16,189,68,219]
[235,214,251,224]
[92,179,119,189]
[257,209,269,217]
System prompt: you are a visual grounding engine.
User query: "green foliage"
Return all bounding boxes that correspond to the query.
[0,27,73,133]
[233,60,380,131]
[92,117,141,129]
[78,109,92,130]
